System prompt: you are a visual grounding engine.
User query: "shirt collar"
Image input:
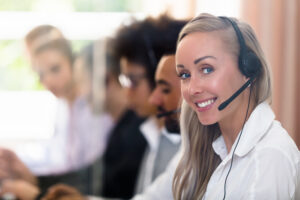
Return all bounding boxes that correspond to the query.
[212,136,228,160]
[140,116,161,152]
[213,102,275,160]
[161,127,181,145]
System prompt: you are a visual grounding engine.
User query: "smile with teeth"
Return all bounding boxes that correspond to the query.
[196,98,216,108]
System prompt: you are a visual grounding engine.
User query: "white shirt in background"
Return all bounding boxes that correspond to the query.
[136,116,161,192]
[16,97,114,175]
[132,148,182,200]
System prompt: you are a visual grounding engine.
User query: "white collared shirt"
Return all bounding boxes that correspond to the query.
[203,102,300,200]
[139,117,162,191]
[136,117,181,195]
[161,127,181,145]
[132,148,182,200]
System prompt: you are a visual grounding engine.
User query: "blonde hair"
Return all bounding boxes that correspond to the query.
[25,25,64,55]
[34,38,74,66]
[173,13,272,199]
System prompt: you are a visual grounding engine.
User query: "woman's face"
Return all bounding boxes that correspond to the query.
[120,57,157,117]
[176,31,248,125]
[33,49,73,98]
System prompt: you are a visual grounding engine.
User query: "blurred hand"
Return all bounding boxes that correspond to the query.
[0,147,37,185]
[41,184,86,200]
[0,179,40,200]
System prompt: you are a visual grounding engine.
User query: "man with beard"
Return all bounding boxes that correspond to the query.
[133,54,181,195]
[130,54,182,200]
[149,55,181,134]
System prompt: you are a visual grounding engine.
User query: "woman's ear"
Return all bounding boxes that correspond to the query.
[243,76,252,87]
[243,75,249,82]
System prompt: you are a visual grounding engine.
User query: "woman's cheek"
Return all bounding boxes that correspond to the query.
[181,85,192,105]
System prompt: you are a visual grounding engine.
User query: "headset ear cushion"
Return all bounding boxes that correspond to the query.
[240,51,262,78]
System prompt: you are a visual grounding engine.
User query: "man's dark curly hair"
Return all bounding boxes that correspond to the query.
[112,15,188,88]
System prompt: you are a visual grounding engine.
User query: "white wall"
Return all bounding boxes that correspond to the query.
[196,0,241,18]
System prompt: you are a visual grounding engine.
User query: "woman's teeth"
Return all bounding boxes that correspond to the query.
[196,99,215,108]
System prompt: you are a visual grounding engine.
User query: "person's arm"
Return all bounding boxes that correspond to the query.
[42,185,121,200]
[0,147,37,185]
[0,180,81,200]
[0,179,40,200]
[40,184,86,200]
[86,196,120,200]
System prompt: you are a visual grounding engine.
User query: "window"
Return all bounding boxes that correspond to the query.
[0,0,144,140]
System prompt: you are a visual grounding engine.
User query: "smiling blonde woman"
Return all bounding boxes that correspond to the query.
[173,13,299,200]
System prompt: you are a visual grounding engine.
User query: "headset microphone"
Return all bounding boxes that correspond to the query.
[218,77,253,111]
[156,108,181,118]
[218,16,262,200]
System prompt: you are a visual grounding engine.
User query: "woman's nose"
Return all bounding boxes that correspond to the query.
[187,75,203,96]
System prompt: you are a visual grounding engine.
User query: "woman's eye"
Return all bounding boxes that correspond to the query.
[50,65,61,74]
[202,67,214,74]
[178,72,190,79]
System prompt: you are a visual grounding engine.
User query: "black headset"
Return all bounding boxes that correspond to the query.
[218,16,262,200]
[217,16,262,111]
[219,16,261,78]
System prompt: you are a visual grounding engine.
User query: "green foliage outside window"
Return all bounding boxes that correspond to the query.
[0,40,42,90]
[0,40,90,91]
[0,0,141,12]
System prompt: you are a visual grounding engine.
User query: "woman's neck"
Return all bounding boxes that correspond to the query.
[64,83,78,106]
[218,97,254,153]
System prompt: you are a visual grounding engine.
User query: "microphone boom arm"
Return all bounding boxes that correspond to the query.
[218,78,253,111]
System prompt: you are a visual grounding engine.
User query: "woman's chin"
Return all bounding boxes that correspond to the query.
[197,115,216,126]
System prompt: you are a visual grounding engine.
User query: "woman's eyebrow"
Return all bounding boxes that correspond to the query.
[176,64,184,69]
[194,55,216,65]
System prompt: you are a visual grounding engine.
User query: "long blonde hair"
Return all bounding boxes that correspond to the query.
[173,13,272,199]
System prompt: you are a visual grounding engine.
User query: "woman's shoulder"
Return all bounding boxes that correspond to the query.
[256,120,299,165]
